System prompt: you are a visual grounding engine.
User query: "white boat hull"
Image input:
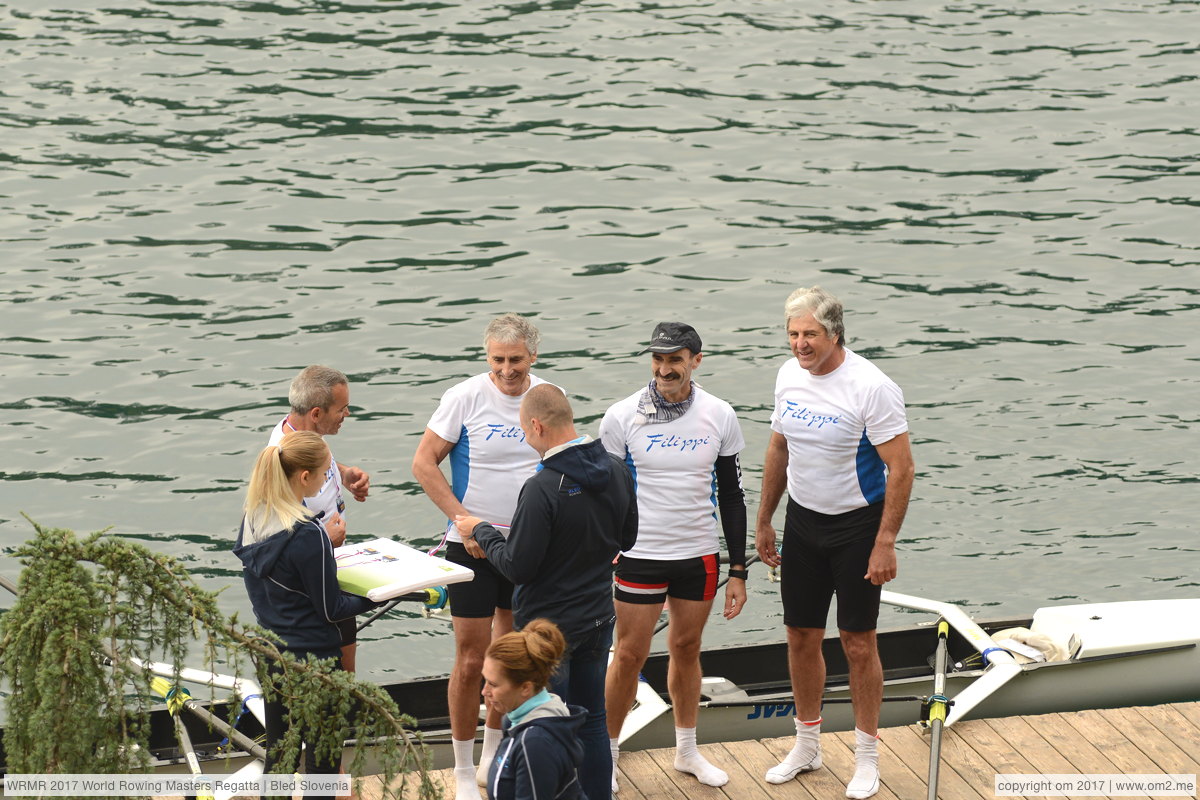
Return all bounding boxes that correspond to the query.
[623,637,1200,751]
[621,597,1200,752]
[77,597,1197,774]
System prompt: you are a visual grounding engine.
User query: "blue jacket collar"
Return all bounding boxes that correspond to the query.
[506,688,552,726]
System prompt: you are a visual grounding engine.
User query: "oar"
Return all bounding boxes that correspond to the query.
[0,570,267,761]
[151,677,216,800]
[149,676,267,760]
[651,553,761,636]
[703,694,925,708]
[925,620,951,800]
[881,590,1021,726]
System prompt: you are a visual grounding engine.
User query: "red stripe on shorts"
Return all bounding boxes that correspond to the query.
[702,553,718,600]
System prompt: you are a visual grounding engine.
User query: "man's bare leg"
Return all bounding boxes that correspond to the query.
[664,598,727,786]
[765,626,826,783]
[448,616,498,800]
[605,600,662,791]
[841,629,883,799]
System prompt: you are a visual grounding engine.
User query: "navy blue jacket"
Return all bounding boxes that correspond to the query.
[474,437,638,643]
[486,696,586,800]
[233,516,375,653]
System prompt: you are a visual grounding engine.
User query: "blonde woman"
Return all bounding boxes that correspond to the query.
[234,430,377,791]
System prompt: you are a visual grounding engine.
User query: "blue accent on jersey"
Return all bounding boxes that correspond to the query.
[624,447,638,492]
[854,430,887,504]
[449,424,470,503]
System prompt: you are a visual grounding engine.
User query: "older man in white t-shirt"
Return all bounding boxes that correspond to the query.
[755,287,915,800]
[411,313,553,800]
[267,364,370,672]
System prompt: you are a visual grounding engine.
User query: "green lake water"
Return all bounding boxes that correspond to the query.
[1,0,1196,685]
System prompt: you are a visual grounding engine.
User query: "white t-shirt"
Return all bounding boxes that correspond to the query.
[599,386,745,560]
[770,349,908,516]
[267,418,346,524]
[425,372,547,543]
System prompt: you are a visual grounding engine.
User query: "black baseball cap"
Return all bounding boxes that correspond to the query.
[642,322,702,355]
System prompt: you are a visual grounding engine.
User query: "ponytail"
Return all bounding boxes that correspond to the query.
[242,430,328,542]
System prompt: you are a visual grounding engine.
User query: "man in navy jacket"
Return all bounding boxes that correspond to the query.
[457,384,638,800]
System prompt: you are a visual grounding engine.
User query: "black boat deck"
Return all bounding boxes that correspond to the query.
[356,701,1200,800]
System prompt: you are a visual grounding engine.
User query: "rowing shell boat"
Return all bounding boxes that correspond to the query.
[6,592,1191,779]
[617,592,1200,754]
[380,593,1200,767]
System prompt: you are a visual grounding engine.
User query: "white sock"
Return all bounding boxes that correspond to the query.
[453,766,479,800]
[765,717,822,784]
[610,737,620,793]
[452,737,475,770]
[845,728,880,799]
[673,726,728,787]
[452,737,478,800]
[476,727,502,786]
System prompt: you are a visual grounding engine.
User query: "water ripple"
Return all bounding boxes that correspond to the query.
[1,0,1196,679]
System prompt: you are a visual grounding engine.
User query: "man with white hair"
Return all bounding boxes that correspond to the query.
[457,383,638,800]
[268,364,371,671]
[755,287,914,800]
[411,313,552,800]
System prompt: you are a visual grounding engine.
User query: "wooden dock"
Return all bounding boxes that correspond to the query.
[364,702,1200,800]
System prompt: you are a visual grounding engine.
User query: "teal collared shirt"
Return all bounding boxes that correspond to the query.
[506,688,552,727]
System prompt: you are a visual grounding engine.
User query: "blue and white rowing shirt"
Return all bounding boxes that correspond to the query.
[599,386,744,560]
[770,349,907,516]
[426,372,547,543]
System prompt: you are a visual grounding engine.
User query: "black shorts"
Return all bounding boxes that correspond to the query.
[614,554,719,605]
[444,541,514,618]
[781,498,883,632]
[337,617,357,647]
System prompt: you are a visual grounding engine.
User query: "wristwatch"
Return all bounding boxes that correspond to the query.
[727,566,749,580]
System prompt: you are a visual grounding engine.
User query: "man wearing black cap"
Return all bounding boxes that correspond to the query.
[599,322,748,790]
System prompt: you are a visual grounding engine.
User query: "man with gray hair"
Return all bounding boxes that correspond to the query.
[456,383,638,800]
[755,286,914,800]
[267,364,371,671]
[411,312,554,800]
